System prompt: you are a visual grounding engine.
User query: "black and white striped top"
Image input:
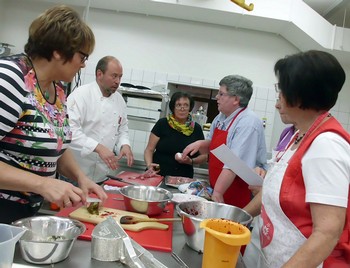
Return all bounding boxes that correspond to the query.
[0,54,72,203]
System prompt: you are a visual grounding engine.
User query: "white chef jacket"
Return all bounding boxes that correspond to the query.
[67,81,130,182]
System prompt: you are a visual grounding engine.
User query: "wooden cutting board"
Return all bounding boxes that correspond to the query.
[69,206,168,232]
[57,193,174,252]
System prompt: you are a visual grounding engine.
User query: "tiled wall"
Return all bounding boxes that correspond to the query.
[80,67,350,161]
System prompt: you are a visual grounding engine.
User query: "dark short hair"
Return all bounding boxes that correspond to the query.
[219,75,253,107]
[95,56,120,75]
[275,50,345,111]
[24,5,95,62]
[169,91,194,113]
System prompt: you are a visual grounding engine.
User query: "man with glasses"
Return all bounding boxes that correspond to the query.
[67,56,134,183]
[183,75,267,208]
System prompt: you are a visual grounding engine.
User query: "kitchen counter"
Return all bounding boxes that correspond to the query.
[13,214,246,268]
[16,182,246,268]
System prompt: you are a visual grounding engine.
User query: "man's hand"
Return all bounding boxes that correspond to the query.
[117,145,134,167]
[94,144,119,170]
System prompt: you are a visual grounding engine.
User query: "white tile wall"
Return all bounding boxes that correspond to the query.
[81,68,350,161]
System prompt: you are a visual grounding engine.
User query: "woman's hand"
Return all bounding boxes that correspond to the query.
[76,175,108,205]
[38,178,84,208]
[146,163,160,173]
[211,191,225,203]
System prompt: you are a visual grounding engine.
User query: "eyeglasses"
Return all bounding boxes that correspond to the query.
[78,51,89,63]
[216,91,233,98]
[175,103,190,110]
[274,83,280,93]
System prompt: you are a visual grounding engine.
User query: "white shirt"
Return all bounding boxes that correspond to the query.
[302,132,350,207]
[67,81,130,182]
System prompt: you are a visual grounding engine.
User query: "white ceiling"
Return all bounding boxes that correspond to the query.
[304,0,350,28]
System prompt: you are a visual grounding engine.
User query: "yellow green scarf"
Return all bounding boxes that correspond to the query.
[167,113,195,136]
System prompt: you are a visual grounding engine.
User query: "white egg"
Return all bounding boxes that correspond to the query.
[175,152,182,160]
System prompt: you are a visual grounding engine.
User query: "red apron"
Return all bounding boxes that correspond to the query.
[281,116,350,267]
[208,108,251,208]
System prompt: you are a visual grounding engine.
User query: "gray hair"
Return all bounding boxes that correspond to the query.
[219,75,253,107]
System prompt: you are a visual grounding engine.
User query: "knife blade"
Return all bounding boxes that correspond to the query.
[86,197,102,203]
[106,175,139,185]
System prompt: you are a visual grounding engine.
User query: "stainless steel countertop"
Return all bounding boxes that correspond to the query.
[13,210,246,268]
[15,184,246,267]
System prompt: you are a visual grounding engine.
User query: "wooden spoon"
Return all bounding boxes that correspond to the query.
[120,215,181,224]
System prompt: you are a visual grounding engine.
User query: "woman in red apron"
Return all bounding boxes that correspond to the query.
[244,50,350,267]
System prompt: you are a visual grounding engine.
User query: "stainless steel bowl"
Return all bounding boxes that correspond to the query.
[119,185,173,216]
[12,216,85,264]
[176,201,253,252]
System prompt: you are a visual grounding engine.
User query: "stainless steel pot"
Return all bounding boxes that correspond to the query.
[119,185,173,216]
[176,201,253,252]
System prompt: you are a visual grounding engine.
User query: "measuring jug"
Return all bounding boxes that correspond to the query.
[0,224,26,268]
[200,219,251,268]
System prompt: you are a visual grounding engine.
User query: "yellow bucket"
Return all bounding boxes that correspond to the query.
[200,218,251,268]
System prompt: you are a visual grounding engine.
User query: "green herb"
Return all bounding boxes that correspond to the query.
[87,202,99,215]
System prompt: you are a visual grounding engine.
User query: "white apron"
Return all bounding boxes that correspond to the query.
[244,148,323,268]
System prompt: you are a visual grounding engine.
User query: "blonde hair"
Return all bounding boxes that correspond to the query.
[24,5,95,62]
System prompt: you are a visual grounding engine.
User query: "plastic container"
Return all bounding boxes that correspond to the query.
[0,224,26,268]
[200,218,251,268]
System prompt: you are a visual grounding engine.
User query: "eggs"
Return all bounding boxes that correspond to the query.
[175,152,183,161]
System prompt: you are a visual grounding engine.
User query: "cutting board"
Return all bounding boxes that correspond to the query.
[56,193,174,252]
[103,171,163,187]
[69,206,168,232]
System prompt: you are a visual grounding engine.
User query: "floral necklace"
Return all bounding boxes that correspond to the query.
[27,56,57,103]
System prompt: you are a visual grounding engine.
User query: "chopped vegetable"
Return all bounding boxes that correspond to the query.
[87,202,99,215]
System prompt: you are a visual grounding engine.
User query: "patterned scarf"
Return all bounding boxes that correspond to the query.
[167,113,195,136]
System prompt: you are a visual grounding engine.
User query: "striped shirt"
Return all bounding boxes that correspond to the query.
[0,54,72,204]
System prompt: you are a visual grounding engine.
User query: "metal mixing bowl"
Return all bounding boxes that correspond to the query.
[12,216,85,264]
[176,201,253,252]
[119,185,173,216]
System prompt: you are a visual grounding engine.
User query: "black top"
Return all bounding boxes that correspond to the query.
[151,118,205,178]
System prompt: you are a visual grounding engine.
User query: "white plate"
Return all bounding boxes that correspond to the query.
[172,193,207,204]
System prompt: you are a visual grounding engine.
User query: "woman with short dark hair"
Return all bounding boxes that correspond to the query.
[144,92,207,178]
[244,50,350,268]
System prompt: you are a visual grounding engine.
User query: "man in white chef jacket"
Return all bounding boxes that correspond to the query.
[67,56,134,183]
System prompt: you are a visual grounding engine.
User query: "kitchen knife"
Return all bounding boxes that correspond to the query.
[106,175,139,185]
[86,197,102,203]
